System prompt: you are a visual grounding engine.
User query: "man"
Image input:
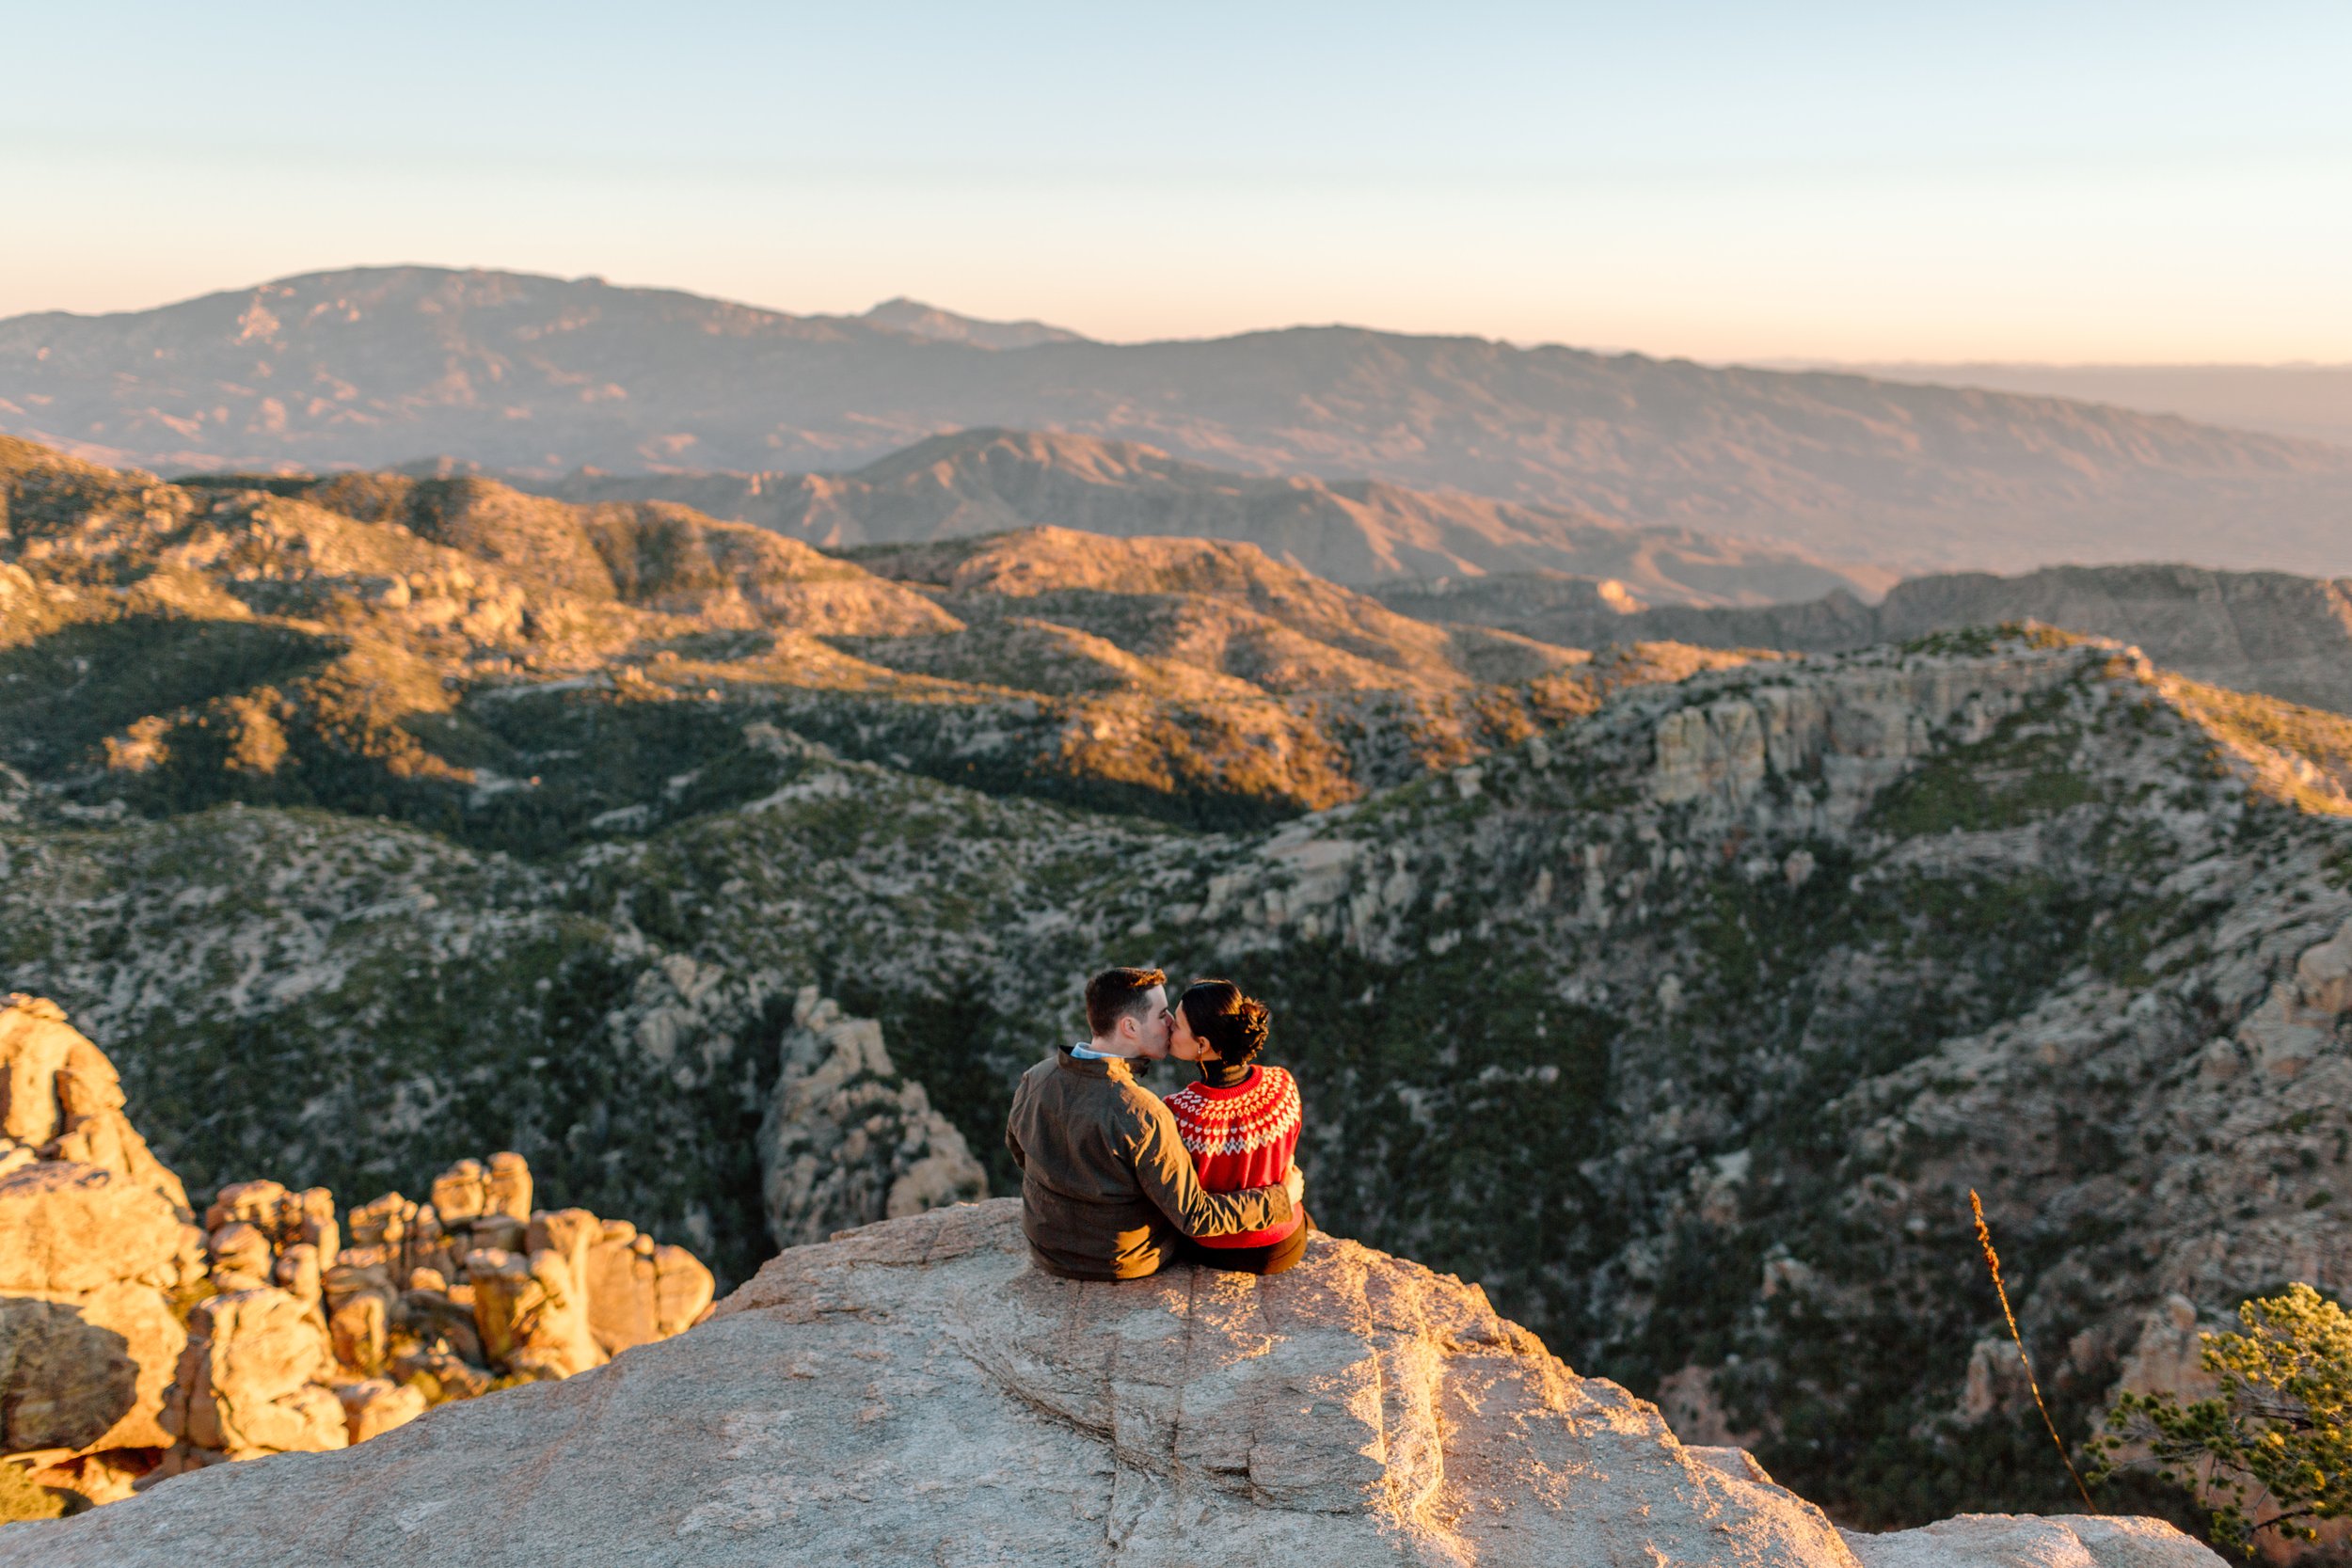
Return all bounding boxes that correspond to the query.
[1005,966,1302,1280]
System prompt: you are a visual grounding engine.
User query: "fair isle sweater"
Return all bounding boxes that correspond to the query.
[1164,1064,1303,1248]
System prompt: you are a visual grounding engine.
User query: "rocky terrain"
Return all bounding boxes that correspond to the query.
[0,994,727,1513]
[525,426,1880,599]
[1128,631,2352,1520]
[8,432,2352,1539]
[1378,562,2352,717]
[1,434,1744,832]
[6,265,2349,574]
[0,1201,2218,1567]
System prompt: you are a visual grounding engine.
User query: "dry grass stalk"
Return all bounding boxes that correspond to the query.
[1971,1188,2096,1511]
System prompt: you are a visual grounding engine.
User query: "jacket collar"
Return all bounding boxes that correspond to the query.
[1057,1044,1135,1084]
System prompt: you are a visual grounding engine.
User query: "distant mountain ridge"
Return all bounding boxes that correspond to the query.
[5,265,2348,577]
[856,298,1087,349]
[1375,562,2352,717]
[1783,361,2352,450]
[522,427,1882,602]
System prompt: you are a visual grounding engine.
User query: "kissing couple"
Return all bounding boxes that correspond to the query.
[1005,966,1310,1281]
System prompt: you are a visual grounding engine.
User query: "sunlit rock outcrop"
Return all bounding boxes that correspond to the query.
[0,998,718,1510]
[0,996,207,1504]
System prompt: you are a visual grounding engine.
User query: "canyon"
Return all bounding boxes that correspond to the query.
[4,430,2352,1544]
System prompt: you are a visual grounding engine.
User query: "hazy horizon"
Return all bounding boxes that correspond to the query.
[8,3,2351,364]
[12,262,2352,376]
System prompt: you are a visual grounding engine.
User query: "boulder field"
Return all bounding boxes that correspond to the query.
[0,995,717,1508]
[2,1199,2217,1567]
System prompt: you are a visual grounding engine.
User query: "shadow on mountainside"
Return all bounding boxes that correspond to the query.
[0,620,343,778]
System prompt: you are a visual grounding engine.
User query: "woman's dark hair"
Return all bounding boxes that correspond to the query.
[1177,979,1270,1066]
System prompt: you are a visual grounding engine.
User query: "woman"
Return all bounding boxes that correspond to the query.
[1163,978,1309,1275]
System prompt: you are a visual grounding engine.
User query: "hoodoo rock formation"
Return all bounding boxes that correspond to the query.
[0,1201,2217,1566]
[0,996,717,1510]
[0,997,205,1507]
[757,987,988,1247]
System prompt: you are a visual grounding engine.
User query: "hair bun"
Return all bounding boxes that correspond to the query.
[1178,979,1273,1066]
[1235,997,1271,1056]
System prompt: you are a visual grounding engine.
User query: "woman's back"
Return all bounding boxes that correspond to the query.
[1165,1064,1302,1249]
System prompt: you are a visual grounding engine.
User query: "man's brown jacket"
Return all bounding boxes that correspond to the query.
[1005,1048,1295,1280]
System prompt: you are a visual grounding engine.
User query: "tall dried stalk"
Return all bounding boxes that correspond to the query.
[1971,1188,2096,1511]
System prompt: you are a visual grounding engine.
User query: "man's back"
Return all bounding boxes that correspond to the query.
[1005,1048,1291,1280]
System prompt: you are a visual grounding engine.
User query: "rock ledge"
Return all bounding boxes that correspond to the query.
[0,1199,2218,1567]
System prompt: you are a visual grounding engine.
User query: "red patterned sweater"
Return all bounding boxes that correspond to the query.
[1163,1065,1303,1248]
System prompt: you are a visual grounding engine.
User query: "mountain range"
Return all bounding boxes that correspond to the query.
[1788,362,2352,451]
[5,266,2348,578]
[0,433,1735,837]
[519,426,1882,600]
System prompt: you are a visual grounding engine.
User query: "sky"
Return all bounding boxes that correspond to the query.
[4,2,2349,363]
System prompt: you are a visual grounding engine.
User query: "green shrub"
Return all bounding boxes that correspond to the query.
[2092,1283,2352,1554]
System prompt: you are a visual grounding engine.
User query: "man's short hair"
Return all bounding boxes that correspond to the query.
[1085,966,1167,1038]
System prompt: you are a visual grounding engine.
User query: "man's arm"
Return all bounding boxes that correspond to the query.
[1128,1100,1294,1239]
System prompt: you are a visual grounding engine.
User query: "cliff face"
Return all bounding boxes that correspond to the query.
[0,1200,2221,1568]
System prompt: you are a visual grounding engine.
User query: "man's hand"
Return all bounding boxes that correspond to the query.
[1283,1161,1305,1208]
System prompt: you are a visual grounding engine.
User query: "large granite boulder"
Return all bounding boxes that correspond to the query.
[0,1200,2220,1567]
[160,1288,346,1460]
[0,1282,184,1453]
[0,1163,195,1299]
[578,1218,711,1354]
